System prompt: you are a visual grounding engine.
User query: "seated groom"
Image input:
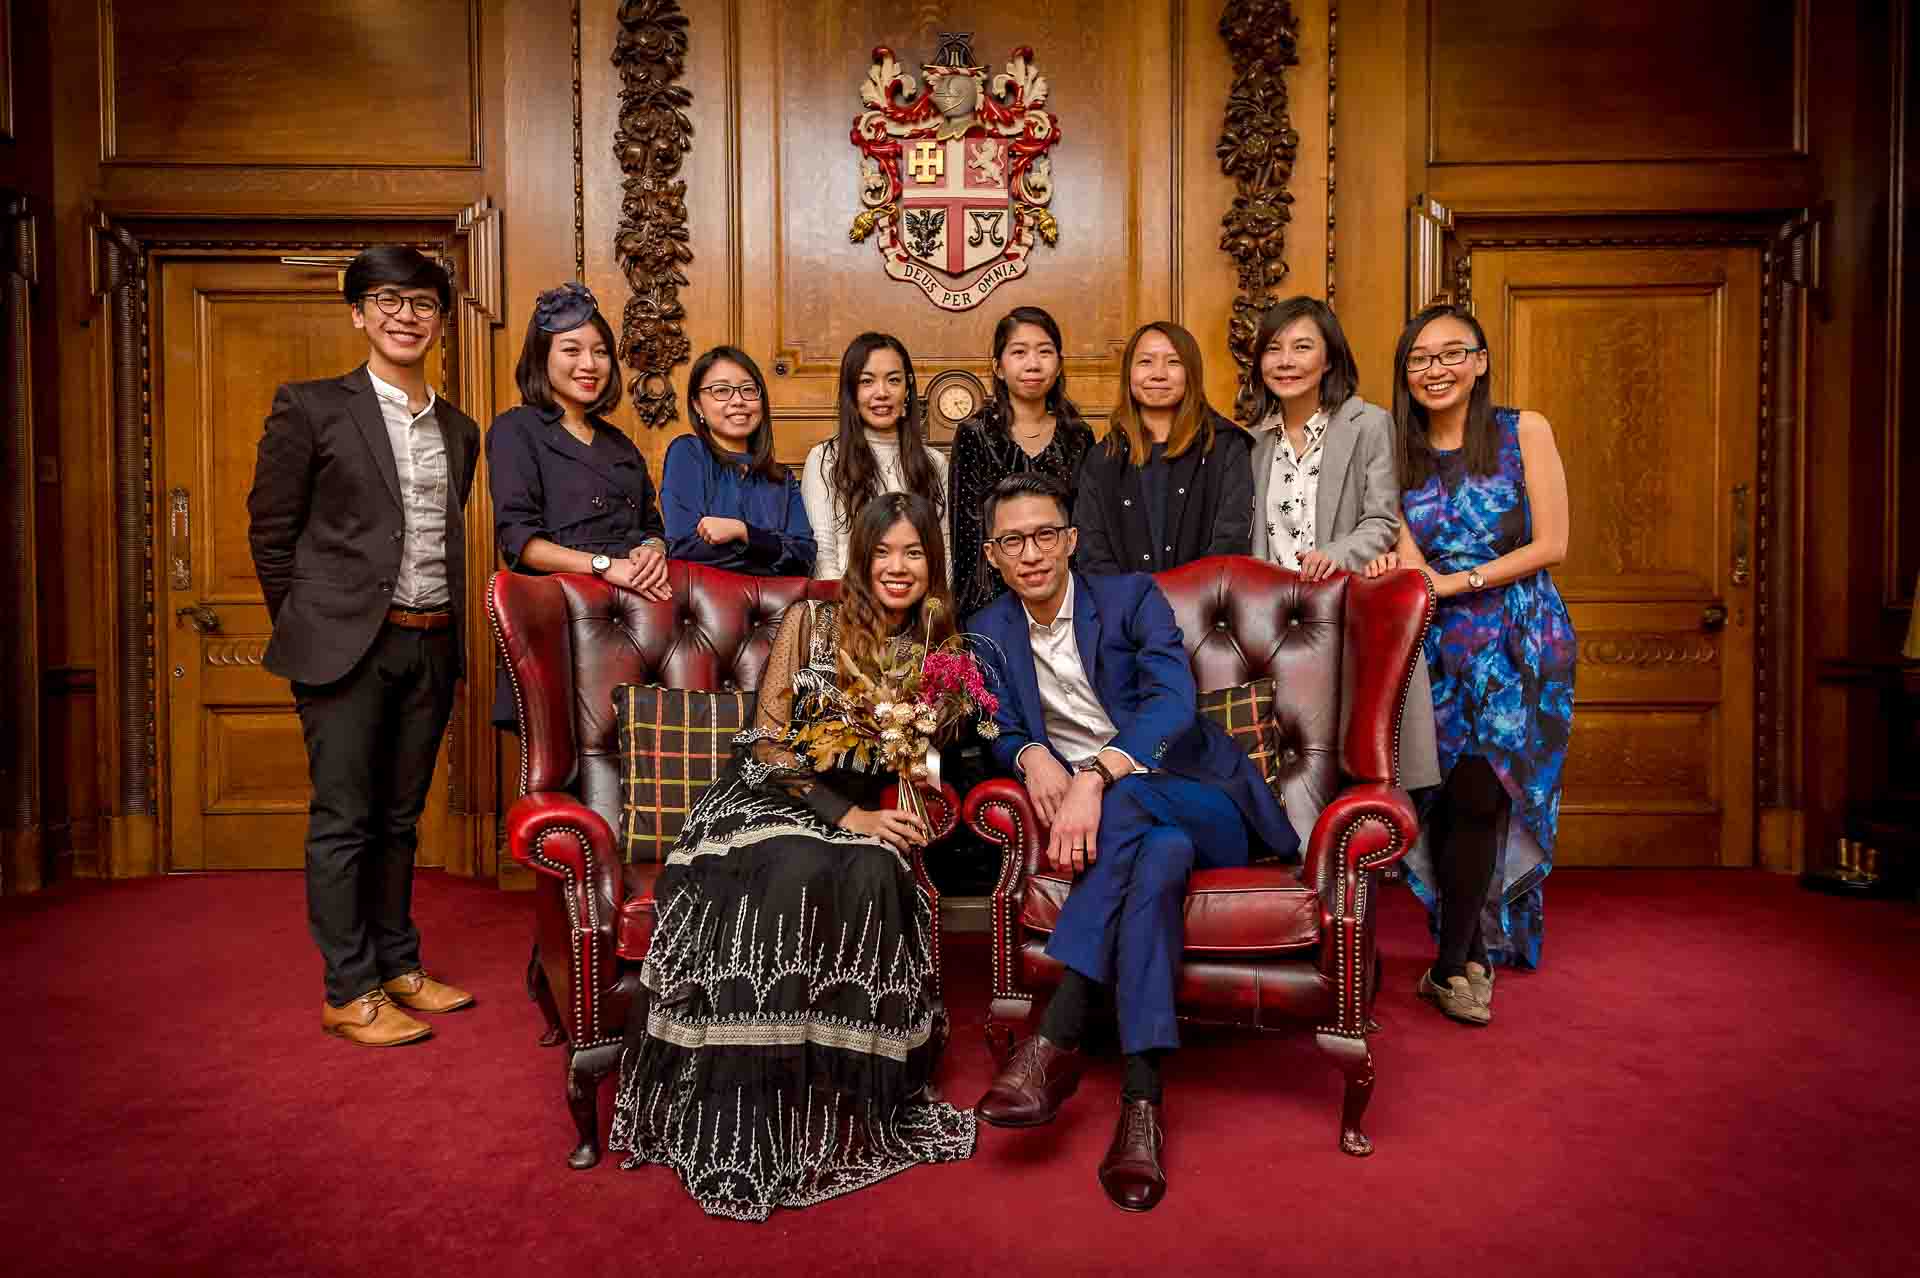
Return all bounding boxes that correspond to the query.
[967,474,1299,1212]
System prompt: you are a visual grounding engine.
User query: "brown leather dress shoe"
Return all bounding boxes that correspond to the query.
[1465,961,1496,1008]
[382,969,475,1013]
[321,990,432,1047]
[1098,1098,1167,1212]
[974,1034,1085,1128]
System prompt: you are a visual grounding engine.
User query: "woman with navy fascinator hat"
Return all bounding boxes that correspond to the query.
[486,281,672,727]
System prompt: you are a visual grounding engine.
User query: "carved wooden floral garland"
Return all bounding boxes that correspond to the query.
[1217,0,1301,421]
[611,0,695,428]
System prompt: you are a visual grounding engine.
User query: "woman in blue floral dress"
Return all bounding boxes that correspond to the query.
[1366,303,1575,1026]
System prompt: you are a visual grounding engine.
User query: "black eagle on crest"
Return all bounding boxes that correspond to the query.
[904,208,945,259]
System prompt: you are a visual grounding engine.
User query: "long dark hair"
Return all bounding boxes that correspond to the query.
[515,309,623,417]
[827,332,945,525]
[987,305,1081,430]
[835,492,956,690]
[1392,303,1498,489]
[1246,296,1359,425]
[686,345,786,484]
[1106,321,1217,465]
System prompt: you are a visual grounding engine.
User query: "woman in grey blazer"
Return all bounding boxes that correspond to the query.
[1245,297,1442,824]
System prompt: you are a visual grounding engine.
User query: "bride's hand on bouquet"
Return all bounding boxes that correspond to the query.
[838,806,929,852]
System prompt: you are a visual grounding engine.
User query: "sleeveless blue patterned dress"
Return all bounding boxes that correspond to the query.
[1399,408,1576,969]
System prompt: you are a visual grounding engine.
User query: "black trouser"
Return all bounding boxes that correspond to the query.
[293,623,457,1006]
[1429,756,1510,981]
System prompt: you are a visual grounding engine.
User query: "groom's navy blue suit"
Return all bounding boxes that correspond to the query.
[971,571,1299,1053]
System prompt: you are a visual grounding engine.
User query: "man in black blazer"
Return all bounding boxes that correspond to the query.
[247,246,481,1047]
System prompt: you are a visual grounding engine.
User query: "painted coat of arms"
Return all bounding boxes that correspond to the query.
[849,32,1062,311]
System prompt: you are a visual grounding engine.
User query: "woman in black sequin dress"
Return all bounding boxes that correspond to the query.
[947,306,1095,622]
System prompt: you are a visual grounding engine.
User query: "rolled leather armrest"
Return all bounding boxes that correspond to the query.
[506,791,624,912]
[963,776,1045,887]
[1303,781,1419,898]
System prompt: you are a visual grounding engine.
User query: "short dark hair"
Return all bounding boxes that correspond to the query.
[514,306,623,417]
[343,246,452,310]
[982,472,1070,535]
[1245,296,1360,424]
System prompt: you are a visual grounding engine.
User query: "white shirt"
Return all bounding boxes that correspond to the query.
[1261,407,1328,571]
[800,432,950,581]
[368,367,450,609]
[1013,576,1143,776]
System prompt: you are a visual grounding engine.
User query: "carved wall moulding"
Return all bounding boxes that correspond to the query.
[1217,0,1300,421]
[611,0,694,429]
[848,33,1063,312]
[1578,633,1718,668]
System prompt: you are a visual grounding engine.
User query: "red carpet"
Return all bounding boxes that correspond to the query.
[1,869,1915,1277]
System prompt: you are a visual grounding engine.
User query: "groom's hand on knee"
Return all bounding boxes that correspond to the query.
[1046,772,1105,874]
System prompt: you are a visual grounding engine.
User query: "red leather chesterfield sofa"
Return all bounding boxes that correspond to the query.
[962,555,1432,1157]
[489,564,956,1169]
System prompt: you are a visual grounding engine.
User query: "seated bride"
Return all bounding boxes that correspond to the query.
[608,490,977,1219]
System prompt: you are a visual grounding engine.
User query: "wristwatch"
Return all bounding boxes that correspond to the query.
[1466,568,1486,591]
[590,554,613,576]
[1075,757,1121,789]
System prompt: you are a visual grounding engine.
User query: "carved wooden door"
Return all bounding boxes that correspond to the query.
[158,256,449,870]
[1472,243,1760,867]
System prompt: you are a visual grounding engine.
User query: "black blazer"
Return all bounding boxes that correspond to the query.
[1072,412,1254,575]
[247,365,480,686]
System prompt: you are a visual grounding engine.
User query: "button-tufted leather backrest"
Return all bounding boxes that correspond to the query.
[1155,555,1348,818]
[490,565,839,831]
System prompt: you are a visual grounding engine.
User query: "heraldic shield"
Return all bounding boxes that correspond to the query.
[849,33,1062,312]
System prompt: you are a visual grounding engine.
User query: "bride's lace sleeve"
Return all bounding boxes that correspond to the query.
[735,601,856,826]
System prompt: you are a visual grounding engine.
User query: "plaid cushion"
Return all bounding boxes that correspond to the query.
[614,684,755,864]
[1198,675,1287,812]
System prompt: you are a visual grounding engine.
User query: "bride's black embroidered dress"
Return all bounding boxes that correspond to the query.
[607,600,975,1219]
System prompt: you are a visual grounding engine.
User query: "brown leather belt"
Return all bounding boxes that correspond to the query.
[386,606,453,631]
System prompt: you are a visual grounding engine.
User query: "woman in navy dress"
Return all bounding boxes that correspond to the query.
[659,346,815,576]
[946,306,1094,621]
[1366,303,1575,1025]
[486,283,671,727]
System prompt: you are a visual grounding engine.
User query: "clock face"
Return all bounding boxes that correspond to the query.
[937,381,978,422]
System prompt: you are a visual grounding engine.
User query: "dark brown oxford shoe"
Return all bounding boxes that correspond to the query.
[973,1034,1086,1128]
[1098,1098,1167,1212]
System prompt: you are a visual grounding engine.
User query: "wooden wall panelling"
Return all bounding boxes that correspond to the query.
[42,2,509,879]
[99,0,482,168]
[2,196,38,891]
[1,0,13,146]
[1803,0,1892,868]
[1426,0,1806,166]
[581,0,1332,483]
[1887,0,1919,617]
[1329,0,1416,408]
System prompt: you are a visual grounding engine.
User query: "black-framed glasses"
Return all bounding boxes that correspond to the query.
[987,525,1069,556]
[1405,346,1482,373]
[700,382,763,403]
[366,291,442,320]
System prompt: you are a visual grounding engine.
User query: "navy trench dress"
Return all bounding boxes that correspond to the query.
[485,402,667,727]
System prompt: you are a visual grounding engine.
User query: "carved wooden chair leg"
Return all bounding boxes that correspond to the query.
[563,1042,623,1170]
[526,940,565,1048]
[1314,1031,1378,1158]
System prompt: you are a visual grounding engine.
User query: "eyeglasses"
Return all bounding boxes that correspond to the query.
[1405,347,1482,373]
[700,382,763,402]
[987,525,1069,556]
[365,291,442,320]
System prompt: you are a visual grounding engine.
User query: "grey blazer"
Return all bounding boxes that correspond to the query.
[1249,395,1442,822]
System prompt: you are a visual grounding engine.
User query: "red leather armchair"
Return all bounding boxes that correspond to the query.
[962,556,1432,1157]
[489,563,957,1169]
